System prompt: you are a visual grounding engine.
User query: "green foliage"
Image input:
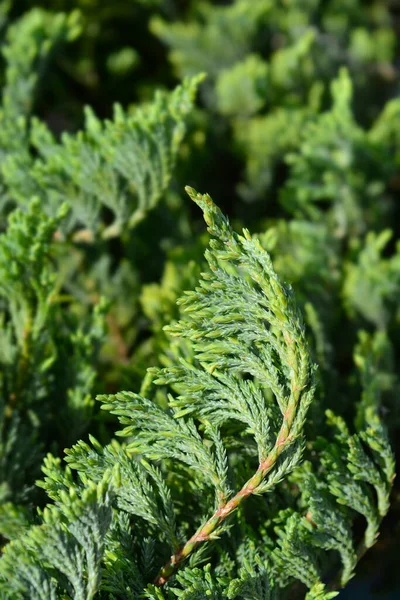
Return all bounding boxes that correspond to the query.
[0,477,113,600]
[0,7,81,210]
[281,69,398,237]
[3,74,203,238]
[216,54,268,117]
[0,1,398,599]
[318,409,394,548]
[353,330,399,429]
[235,103,314,202]
[154,0,399,210]
[0,199,108,534]
[343,230,400,328]
[1,8,81,118]
[0,191,395,599]
[151,1,271,83]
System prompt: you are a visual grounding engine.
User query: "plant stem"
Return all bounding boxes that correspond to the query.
[154,402,296,586]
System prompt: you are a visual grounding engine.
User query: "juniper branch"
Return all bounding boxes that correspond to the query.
[154,407,304,586]
[152,187,316,585]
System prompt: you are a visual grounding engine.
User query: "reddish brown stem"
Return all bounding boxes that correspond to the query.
[154,405,296,586]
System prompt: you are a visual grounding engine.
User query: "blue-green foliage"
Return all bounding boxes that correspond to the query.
[2,75,203,237]
[0,192,395,599]
[0,1,397,598]
[0,477,113,600]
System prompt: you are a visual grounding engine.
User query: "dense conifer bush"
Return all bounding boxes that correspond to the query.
[0,1,399,598]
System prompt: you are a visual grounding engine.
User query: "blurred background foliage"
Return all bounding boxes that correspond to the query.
[0,0,400,596]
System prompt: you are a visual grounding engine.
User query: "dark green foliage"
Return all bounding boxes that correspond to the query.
[0,199,108,541]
